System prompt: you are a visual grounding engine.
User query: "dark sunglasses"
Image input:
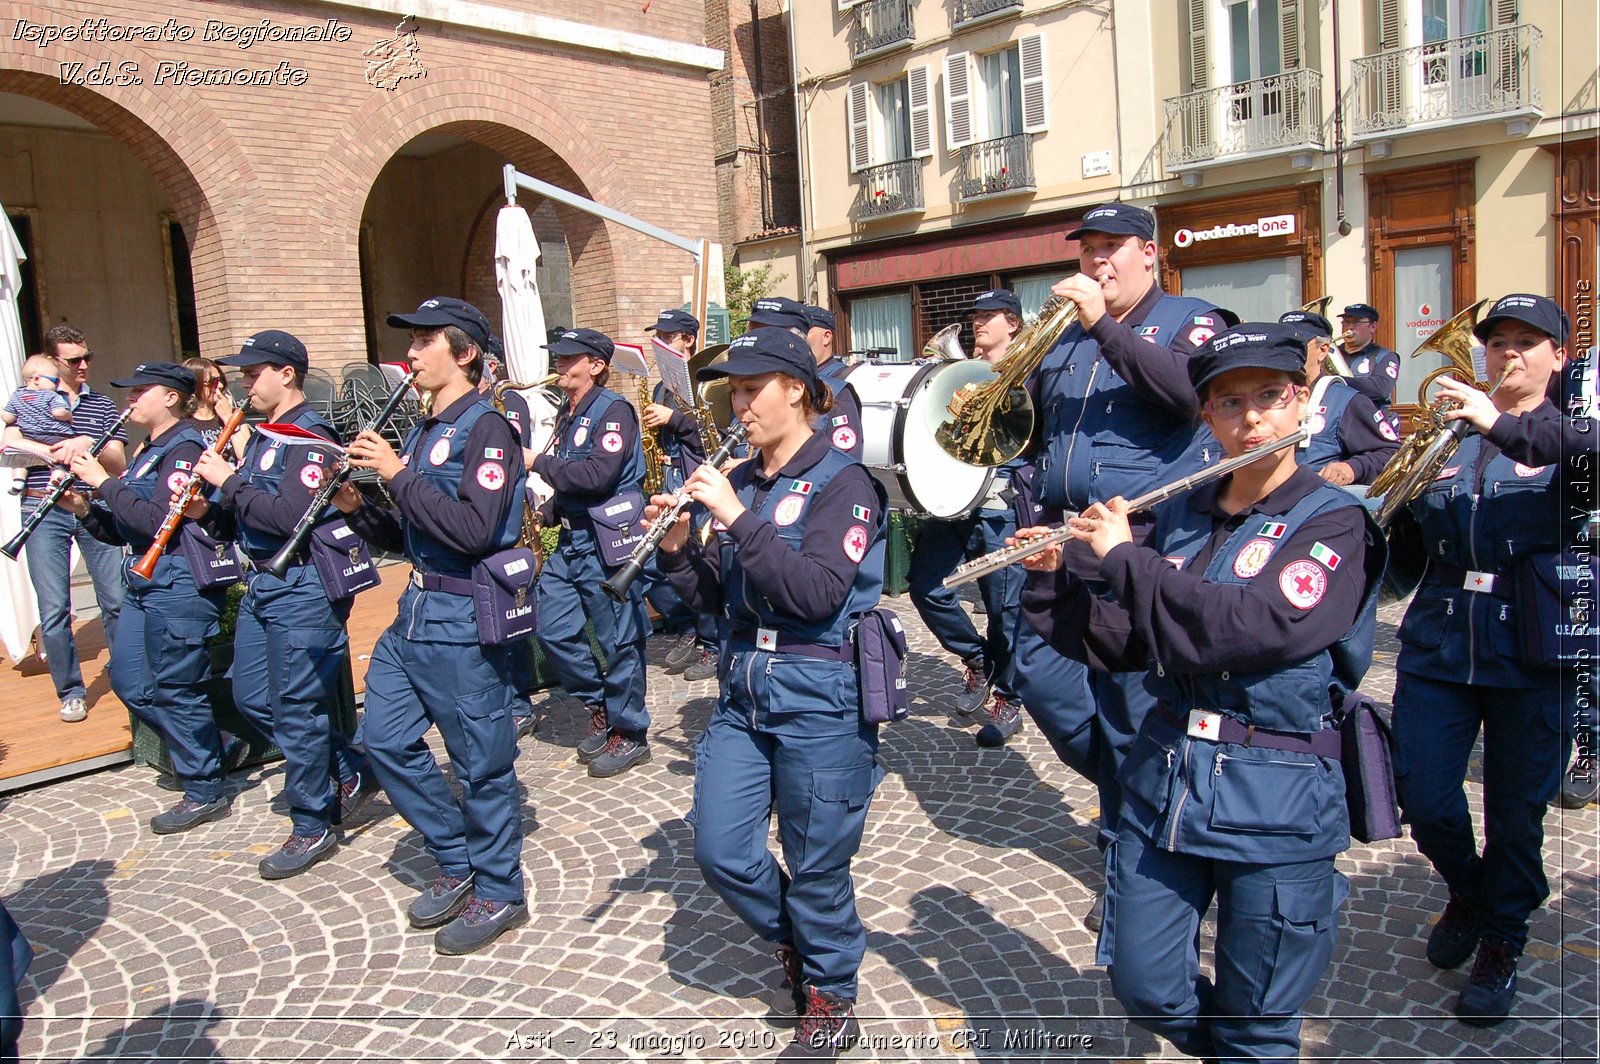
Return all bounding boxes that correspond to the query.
[60,352,94,365]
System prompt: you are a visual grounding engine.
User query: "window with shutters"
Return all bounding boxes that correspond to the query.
[852,69,933,218]
[947,38,1046,200]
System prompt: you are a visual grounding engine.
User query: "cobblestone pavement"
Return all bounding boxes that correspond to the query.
[1,597,1595,1062]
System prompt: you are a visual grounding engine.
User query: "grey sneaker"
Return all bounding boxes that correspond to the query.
[576,705,610,764]
[258,831,338,880]
[150,796,232,835]
[588,733,651,778]
[974,694,1021,747]
[434,896,529,955]
[662,631,699,673]
[779,987,860,1060]
[954,660,991,719]
[407,874,475,929]
[336,770,382,824]
[683,649,718,682]
[59,697,87,723]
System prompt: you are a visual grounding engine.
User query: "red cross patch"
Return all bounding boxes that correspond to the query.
[600,431,623,454]
[300,464,323,490]
[165,471,188,496]
[831,425,857,451]
[1279,560,1327,610]
[1187,325,1216,347]
[476,463,506,492]
[842,524,869,563]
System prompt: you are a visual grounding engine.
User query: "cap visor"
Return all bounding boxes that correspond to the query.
[386,311,451,330]
[697,353,782,380]
[217,352,282,367]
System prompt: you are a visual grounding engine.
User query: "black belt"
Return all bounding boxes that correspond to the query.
[1158,705,1341,760]
[730,629,853,663]
[411,569,473,595]
[1425,562,1515,600]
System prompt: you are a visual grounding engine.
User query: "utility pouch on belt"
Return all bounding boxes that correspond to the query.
[1333,690,1402,843]
[178,524,242,590]
[854,608,909,724]
[587,492,649,568]
[1513,550,1598,669]
[472,547,539,645]
[308,521,381,600]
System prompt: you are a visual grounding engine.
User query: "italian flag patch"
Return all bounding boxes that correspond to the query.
[1308,542,1342,571]
[1259,521,1287,539]
[852,504,871,521]
[790,479,813,495]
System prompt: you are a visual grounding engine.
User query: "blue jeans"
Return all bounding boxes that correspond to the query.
[21,503,125,702]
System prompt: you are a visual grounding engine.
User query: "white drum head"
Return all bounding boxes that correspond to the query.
[902,363,994,519]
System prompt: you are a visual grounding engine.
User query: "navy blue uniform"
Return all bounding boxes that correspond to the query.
[1393,399,1589,956]
[84,424,230,804]
[532,386,650,736]
[661,432,886,998]
[1027,285,1221,848]
[343,391,528,904]
[1024,466,1379,1060]
[1298,376,1400,484]
[1339,342,1401,410]
[215,403,366,837]
[814,358,864,460]
[638,381,709,645]
[0,900,30,1063]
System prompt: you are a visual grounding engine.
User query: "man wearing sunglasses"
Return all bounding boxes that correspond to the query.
[3,326,129,723]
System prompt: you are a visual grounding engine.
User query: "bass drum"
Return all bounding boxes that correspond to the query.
[844,361,995,520]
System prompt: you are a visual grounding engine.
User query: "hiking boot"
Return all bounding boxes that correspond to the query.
[407,874,475,929]
[1083,892,1105,933]
[954,659,991,719]
[336,770,382,825]
[974,694,1021,747]
[150,796,232,835]
[772,942,807,1024]
[662,631,699,673]
[1456,937,1519,1026]
[683,649,718,682]
[576,705,610,764]
[258,830,338,880]
[1427,892,1482,970]
[59,696,87,723]
[434,896,529,955]
[514,705,539,740]
[1558,759,1598,809]
[779,987,860,1060]
[588,733,651,779]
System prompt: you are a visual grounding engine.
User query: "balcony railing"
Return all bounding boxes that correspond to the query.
[958,133,1035,201]
[953,0,1022,28]
[852,0,914,62]
[1163,68,1323,169]
[1349,24,1542,137]
[857,158,925,219]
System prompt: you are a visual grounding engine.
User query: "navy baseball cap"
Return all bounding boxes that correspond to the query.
[803,305,836,332]
[972,289,1023,318]
[218,329,309,373]
[110,361,196,395]
[386,296,493,350]
[544,327,616,362]
[699,329,821,396]
[1340,303,1380,322]
[1278,310,1333,339]
[485,333,505,362]
[1473,293,1570,345]
[1189,323,1311,395]
[1068,202,1156,242]
[649,309,700,336]
[747,296,811,331]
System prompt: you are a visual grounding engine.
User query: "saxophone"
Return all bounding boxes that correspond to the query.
[639,374,668,496]
[493,373,561,569]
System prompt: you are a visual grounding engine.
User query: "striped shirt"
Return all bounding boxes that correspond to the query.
[24,384,128,494]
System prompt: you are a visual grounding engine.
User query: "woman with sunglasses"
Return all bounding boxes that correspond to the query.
[649,328,887,1062]
[183,356,247,460]
[1019,323,1381,1061]
[61,362,242,836]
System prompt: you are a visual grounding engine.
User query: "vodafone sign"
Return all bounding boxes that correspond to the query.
[1173,213,1297,248]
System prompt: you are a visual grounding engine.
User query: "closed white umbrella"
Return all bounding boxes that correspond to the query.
[495,204,548,382]
[0,204,40,663]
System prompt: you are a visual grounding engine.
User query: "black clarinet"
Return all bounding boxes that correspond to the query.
[262,372,416,579]
[602,420,747,602]
[2,408,134,560]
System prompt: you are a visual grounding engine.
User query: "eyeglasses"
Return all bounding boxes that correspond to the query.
[60,353,93,365]
[1204,382,1298,418]
[32,374,60,385]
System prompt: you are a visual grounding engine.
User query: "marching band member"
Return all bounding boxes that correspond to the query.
[1278,310,1399,486]
[1335,303,1402,414]
[640,309,719,682]
[332,297,529,954]
[1021,323,1380,1060]
[652,328,886,1061]
[193,330,380,879]
[533,327,653,779]
[1029,201,1225,930]
[907,290,1028,745]
[748,296,864,461]
[1392,294,1587,1024]
[62,363,241,835]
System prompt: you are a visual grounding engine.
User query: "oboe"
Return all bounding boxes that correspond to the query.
[1,408,134,560]
[943,428,1311,588]
[601,420,748,602]
[262,371,417,579]
[131,407,249,581]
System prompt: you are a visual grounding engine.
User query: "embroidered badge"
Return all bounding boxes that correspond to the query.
[1309,542,1342,571]
[1385,361,1399,378]
[831,426,857,451]
[138,460,157,479]
[1232,538,1275,579]
[600,431,624,454]
[165,471,187,495]
[442,427,457,438]
[483,447,504,461]
[1187,325,1216,347]
[605,422,620,431]
[429,439,451,466]
[1280,560,1328,610]
[476,463,506,491]
[1377,415,1398,442]
[1259,521,1288,539]
[1513,463,1547,478]
[842,524,869,563]
[1436,465,1460,480]
[852,504,872,522]
[789,479,813,495]
[1355,357,1370,374]
[577,416,592,427]
[1164,555,1187,569]
[773,494,806,526]
[259,447,277,471]
[1306,412,1326,435]
[831,415,848,427]
[300,464,323,490]
[573,426,589,448]
[174,460,192,471]
[307,451,325,465]
[1138,325,1161,338]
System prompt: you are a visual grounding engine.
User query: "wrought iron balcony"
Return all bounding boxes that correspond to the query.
[857,158,925,219]
[852,0,914,62]
[1163,68,1323,170]
[1350,24,1542,137]
[958,133,1035,201]
[953,0,1023,29]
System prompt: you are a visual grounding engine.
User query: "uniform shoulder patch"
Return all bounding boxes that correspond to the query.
[476,463,506,491]
[600,431,624,454]
[1279,560,1328,610]
[1232,538,1275,579]
[842,524,869,563]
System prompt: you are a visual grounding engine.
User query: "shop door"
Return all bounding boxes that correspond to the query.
[1390,245,1459,409]
[1179,255,1302,323]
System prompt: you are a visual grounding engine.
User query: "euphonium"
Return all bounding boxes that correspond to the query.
[492,373,560,566]
[933,295,1080,466]
[922,323,968,361]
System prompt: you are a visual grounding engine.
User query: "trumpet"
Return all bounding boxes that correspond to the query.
[943,428,1310,588]
[1,407,134,560]
[131,407,249,581]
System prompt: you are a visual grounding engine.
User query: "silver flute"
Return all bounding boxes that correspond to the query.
[942,428,1311,588]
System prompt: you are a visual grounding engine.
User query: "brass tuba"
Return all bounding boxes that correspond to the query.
[933,295,1080,466]
[1366,299,1496,529]
[922,323,968,361]
[493,373,560,566]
